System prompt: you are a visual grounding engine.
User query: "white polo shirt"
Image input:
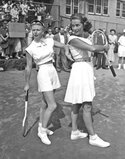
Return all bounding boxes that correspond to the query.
[25,38,54,65]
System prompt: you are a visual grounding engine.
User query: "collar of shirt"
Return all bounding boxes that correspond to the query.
[33,40,47,47]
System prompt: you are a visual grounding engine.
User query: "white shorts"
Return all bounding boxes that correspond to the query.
[37,63,61,92]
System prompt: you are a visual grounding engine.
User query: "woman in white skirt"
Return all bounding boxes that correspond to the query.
[64,13,110,147]
[24,20,70,145]
[117,29,125,69]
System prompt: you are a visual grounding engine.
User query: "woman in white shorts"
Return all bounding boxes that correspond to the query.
[64,13,110,148]
[24,20,71,145]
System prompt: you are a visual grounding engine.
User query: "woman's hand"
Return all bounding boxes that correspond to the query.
[24,83,29,92]
[104,44,109,52]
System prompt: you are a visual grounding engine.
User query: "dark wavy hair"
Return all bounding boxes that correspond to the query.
[70,13,92,32]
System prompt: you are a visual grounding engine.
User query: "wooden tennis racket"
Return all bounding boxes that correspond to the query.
[91,29,116,77]
[22,90,29,137]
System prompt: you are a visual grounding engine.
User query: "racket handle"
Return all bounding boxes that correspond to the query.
[109,65,116,77]
[104,53,116,77]
[25,90,29,101]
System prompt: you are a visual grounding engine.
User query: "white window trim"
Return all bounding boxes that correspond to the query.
[88,0,109,16]
[65,0,79,16]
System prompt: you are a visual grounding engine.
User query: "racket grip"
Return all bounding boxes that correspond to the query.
[109,65,116,77]
[25,90,29,101]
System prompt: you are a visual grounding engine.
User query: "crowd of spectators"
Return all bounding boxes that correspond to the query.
[0,0,48,23]
[0,0,54,60]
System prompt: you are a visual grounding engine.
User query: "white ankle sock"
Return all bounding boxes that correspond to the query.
[39,122,42,127]
[89,134,97,140]
[72,130,78,134]
[118,64,121,68]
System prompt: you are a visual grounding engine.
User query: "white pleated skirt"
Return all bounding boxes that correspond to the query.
[118,45,125,57]
[64,62,95,104]
[37,63,61,92]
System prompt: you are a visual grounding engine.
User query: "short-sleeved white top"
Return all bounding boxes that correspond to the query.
[68,35,92,60]
[25,38,54,65]
[118,35,125,47]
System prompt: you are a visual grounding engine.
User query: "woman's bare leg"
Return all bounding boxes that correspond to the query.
[42,91,57,128]
[71,104,81,131]
[82,102,95,135]
[38,90,56,145]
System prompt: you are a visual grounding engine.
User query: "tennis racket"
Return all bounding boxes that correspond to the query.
[22,90,29,137]
[91,29,116,77]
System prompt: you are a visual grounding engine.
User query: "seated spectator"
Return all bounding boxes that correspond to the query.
[10,4,19,22]
[36,5,42,21]
[27,0,36,23]
[2,0,8,13]
[20,0,28,23]
[7,0,13,8]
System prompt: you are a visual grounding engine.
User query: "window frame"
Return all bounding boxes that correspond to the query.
[116,0,125,18]
[65,0,79,16]
[88,0,109,16]
[116,0,121,17]
[95,0,102,15]
[102,0,108,15]
[122,2,125,17]
[88,0,95,14]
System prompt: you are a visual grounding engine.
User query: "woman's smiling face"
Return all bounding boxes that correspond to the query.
[71,19,83,36]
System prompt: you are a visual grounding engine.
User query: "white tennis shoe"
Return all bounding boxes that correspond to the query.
[38,131,51,145]
[38,123,54,136]
[89,134,110,148]
[71,130,88,140]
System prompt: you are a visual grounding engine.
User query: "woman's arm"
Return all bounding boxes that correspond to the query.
[69,38,108,53]
[54,40,74,61]
[24,51,32,91]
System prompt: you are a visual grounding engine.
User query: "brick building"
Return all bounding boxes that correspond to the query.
[35,0,125,34]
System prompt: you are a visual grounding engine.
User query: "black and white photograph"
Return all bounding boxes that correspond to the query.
[0,0,125,159]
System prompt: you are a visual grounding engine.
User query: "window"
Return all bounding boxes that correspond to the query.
[88,0,109,15]
[103,0,108,15]
[66,0,71,15]
[66,0,79,15]
[116,0,125,18]
[88,0,94,13]
[74,0,79,14]
[116,0,120,16]
[95,0,101,14]
[122,2,125,17]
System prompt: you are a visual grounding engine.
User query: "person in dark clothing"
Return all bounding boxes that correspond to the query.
[96,29,108,70]
[53,26,71,72]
